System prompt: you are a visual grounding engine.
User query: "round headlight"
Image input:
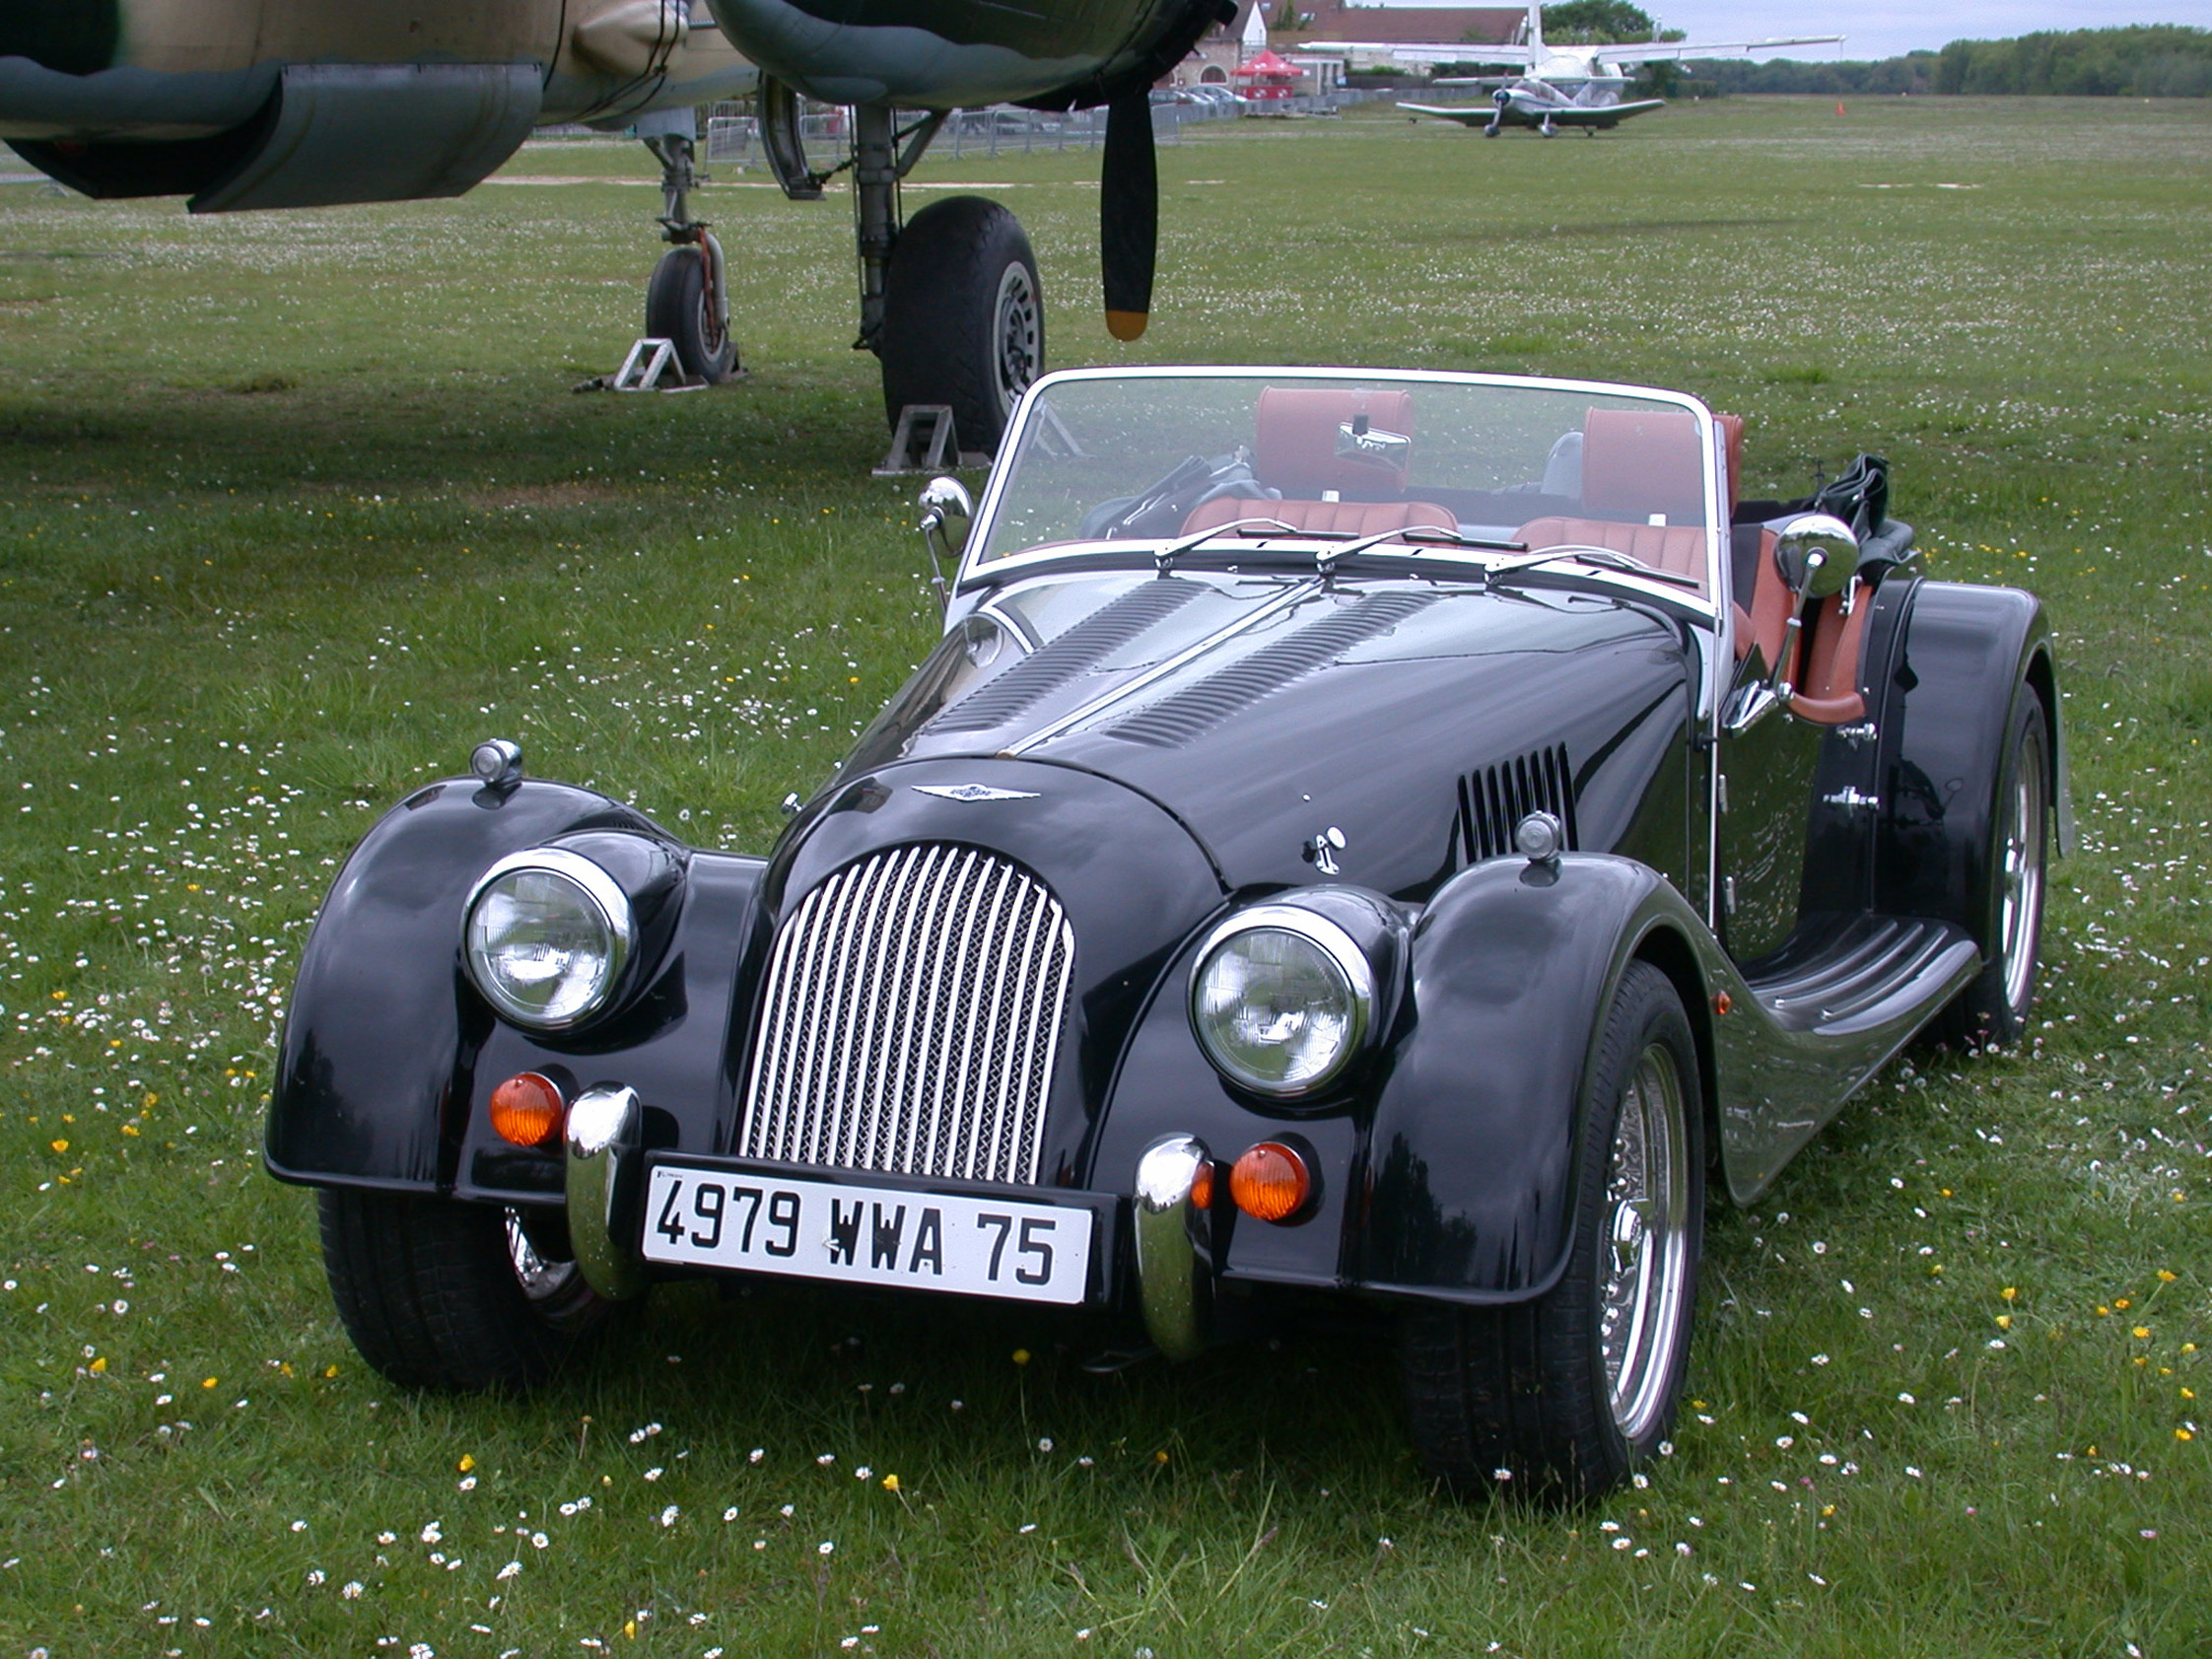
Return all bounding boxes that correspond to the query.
[464,849,634,1030]
[1190,906,1374,1097]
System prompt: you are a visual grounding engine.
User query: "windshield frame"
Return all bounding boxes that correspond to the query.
[955,364,1727,619]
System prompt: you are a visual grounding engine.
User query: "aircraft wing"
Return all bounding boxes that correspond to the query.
[1601,35,1843,64]
[1547,97,1667,123]
[1396,103,1500,126]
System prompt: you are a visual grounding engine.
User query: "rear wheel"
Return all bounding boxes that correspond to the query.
[318,1188,614,1392]
[1403,961,1702,1501]
[1936,692,2049,1049]
[646,243,737,384]
[879,195,1042,456]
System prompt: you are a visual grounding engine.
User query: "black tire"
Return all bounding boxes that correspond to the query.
[317,1188,614,1393]
[1402,961,1703,1502]
[879,195,1043,455]
[1935,691,2050,1050]
[645,244,737,384]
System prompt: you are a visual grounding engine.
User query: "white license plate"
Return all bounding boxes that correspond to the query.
[639,1164,1095,1306]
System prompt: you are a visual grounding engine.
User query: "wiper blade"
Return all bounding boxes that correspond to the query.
[1318,523,1527,571]
[1485,543,1704,589]
[1154,516,1298,573]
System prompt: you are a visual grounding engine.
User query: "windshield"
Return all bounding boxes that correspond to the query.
[974,372,1718,596]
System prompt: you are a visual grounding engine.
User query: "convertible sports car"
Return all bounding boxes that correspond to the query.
[267,366,2066,1498]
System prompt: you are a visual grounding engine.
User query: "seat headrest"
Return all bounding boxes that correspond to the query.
[1581,406,1707,525]
[1253,386,1416,496]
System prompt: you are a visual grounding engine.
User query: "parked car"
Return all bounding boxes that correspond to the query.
[268,366,2065,1498]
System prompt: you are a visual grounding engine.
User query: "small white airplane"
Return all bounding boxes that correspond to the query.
[1398,3,1842,137]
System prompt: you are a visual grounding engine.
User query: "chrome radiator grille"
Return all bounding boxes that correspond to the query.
[736,844,1074,1186]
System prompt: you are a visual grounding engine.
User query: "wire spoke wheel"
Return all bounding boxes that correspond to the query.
[1598,1041,1694,1444]
[1997,712,2048,1018]
[1401,960,1702,1501]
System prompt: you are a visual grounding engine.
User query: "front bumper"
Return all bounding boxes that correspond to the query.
[565,1106,1215,1359]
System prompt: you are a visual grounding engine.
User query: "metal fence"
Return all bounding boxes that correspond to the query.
[703,89,1396,169]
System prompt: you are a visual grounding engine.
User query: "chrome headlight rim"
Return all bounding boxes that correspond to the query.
[463,847,636,1032]
[1188,903,1376,1099]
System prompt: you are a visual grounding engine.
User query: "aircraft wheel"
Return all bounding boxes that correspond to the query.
[1484,125,1502,138]
[646,243,738,384]
[880,195,1043,456]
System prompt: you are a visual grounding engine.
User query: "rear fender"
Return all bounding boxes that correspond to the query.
[1875,582,2068,940]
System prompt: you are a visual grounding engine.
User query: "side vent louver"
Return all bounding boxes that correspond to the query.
[932,579,1205,734]
[1456,744,1577,864]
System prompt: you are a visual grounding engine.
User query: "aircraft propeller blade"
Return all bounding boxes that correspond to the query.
[1100,89,1157,342]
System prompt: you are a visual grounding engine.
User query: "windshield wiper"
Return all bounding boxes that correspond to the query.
[1153,516,1298,574]
[1484,543,1704,589]
[1316,523,1527,573]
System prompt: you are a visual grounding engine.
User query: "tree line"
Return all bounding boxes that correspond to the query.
[1685,27,2210,100]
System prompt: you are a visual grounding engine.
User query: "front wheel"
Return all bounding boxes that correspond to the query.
[879,195,1043,456]
[1402,960,1703,1501]
[645,243,737,384]
[317,1188,615,1392]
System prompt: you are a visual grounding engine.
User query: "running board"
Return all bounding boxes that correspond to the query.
[1713,914,1979,1203]
[1743,915,1979,1036]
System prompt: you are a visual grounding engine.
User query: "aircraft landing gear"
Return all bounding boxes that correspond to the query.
[846,103,1037,457]
[641,120,736,384]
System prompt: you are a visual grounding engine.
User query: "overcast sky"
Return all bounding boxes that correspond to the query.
[1648,1,2211,59]
[1369,2,2212,60]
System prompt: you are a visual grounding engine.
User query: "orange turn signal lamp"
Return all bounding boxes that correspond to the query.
[490,1071,566,1149]
[1228,1141,1312,1223]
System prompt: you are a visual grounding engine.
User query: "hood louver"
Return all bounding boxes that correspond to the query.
[1107,590,1437,749]
[933,579,1205,734]
[1456,743,1577,864]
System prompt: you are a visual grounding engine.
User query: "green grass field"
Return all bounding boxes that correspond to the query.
[2,93,2208,1657]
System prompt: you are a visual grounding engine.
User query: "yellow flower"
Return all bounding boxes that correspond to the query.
[2097,1306,2111,1317]
[1154,1450,1170,1465]
[2178,1428,2195,1442]
[2001,1286,2018,1302]
[2133,1326,2151,1341]
[49,1140,68,1154]
[458,1454,476,1474]
[324,1364,340,1378]
[2183,1389,2197,1401]
[90,1356,107,1374]
[202,1377,219,1389]
[880,1474,900,1493]
[2116,1297,2132,1310]
[1995,1315,2012,1331]
[2158,1270,2178,1283]
[1011,1348,1031,1366]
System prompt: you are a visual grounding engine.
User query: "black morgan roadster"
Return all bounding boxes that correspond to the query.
[268,367,2066,1499]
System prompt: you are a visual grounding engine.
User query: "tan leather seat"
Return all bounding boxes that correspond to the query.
[1182,384,1454,538]
[1512,515,1709,581]
[1789,593,1868,725]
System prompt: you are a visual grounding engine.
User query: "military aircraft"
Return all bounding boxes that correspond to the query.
[1397,3,1839,138]
[0,0,1230,450]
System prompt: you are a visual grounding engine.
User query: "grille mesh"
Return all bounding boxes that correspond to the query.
[737,845,1074,1186]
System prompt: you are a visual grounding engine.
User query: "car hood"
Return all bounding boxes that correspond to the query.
[829,570,1693,899]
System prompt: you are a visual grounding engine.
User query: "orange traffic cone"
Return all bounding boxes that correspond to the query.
[1835,100,1847,114]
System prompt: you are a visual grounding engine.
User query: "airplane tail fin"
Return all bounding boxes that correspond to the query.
[1523,1,1543,55]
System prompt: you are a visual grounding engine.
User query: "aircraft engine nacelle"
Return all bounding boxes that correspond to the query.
[713,0,1230,110]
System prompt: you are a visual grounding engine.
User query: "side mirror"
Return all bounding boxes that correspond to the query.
[917,475,974,550]
[1772,513,1858,601]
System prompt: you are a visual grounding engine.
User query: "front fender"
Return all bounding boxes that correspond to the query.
[1355,854,1672,1303]
[265,778,709,1194]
